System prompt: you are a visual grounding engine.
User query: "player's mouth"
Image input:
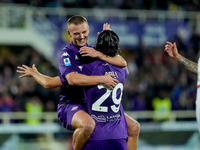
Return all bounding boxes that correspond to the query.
[77,39,86,44]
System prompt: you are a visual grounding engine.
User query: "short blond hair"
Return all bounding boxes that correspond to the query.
[67,15,88,27]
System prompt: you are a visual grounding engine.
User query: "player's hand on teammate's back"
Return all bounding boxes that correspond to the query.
[102,73,119,89]
[80,46,102,58]
[17,64,37,78]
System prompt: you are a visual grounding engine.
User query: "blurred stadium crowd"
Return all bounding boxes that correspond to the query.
[0,0,200,11]
[0,46,60,114]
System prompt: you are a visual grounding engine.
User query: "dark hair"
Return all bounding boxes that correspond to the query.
[95,30,120,57]
[67,15,88,26]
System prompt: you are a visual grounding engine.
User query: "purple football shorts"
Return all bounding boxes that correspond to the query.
[83,139,127,150]
[57,103,86,131]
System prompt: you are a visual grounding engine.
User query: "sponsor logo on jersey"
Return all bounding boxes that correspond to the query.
[71,106,78,111]
[91,114,121,122]
[106,114,121,122]
[91,115,106,122]
[61,52,69,57]
[64,58,71,66]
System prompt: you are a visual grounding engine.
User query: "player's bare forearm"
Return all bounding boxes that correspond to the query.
[17,65,62,89]
[33,73,62,89]
[66,72,118,89]
[178,55,198,75]
[79,47,127,67]
[99,54,127,68]
[66,72,101,86]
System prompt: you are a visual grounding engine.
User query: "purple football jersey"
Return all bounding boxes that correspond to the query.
[80,60,128,141]
[58,42,94,104]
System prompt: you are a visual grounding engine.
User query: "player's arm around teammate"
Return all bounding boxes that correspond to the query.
[17,64,118,89]
[79,46,127,68]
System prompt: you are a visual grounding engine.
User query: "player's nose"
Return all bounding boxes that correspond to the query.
[80,33,84,39]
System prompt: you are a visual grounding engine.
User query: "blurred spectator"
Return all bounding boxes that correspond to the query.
[152,90,172,122]
[142,0,153,10]
[127,92,146,111]
[0,46,60,114]
[25,96,43,125]
[46,100,56,112]
[0,91,16,123]
[190,27,200,54]
[77,0,98,8]
[0,92,16,112]
[119,0,135,9]
[156,0,169,10]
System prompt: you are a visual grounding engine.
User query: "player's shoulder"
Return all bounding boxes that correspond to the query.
[59,44,75,57]
[86,43,94,49]
[85,60,101,69]
[85,60,102,73]
[62,43,74,52]
[110,64,128,74]
[94,60,104,67]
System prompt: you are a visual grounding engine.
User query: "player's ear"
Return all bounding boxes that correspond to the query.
[67,30,71,37]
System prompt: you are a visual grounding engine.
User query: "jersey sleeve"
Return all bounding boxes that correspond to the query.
[58,47,80,77]
[124,67,128,78]
[59,74,66,85]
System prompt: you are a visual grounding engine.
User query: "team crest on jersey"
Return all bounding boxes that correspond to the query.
[64,58,71,66]
[71,106,78,111]
[61,52,69,57]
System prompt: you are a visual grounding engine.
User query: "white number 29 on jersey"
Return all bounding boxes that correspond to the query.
[92,83,123,113]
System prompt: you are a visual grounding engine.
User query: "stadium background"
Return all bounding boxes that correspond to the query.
[0,0,200,150]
